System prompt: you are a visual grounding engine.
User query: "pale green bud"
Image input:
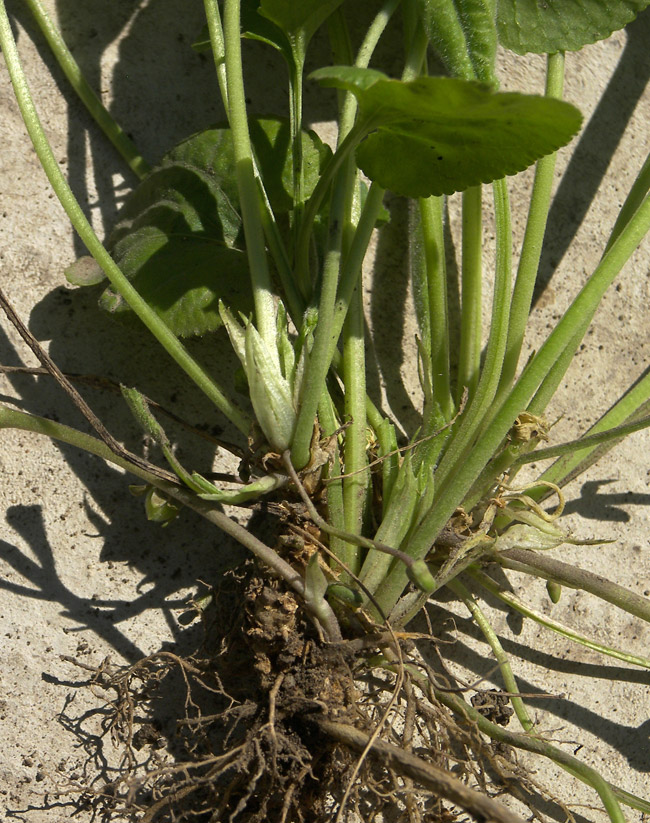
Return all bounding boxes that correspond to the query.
[245,322,296,452]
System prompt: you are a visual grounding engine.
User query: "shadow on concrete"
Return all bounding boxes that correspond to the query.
[533,7,650,304]
[416,599,650,775]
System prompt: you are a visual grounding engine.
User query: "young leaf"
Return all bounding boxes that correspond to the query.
[260,0,345,46]
[241,0,292,59]
[417,0,498,85]
[64,255,105,286]
[497,0,650,55]
[304,553,329,609]
[312,68,582,197]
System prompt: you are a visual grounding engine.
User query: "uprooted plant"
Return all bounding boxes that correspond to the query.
[2,0,650,820]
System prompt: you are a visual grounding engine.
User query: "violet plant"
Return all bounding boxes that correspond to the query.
[1,0,650,819]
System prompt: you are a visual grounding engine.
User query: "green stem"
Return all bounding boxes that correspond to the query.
[289,51,306,221]
[358,455,420,605]
[469,567,650,669]
[401,187,650,564]
[203,0,229,111]
[221,0,276,346]
[431,181,513,497]
[204,0,298,325]
[341,282,368,570]
[526,327,583,419]
[256,178,304,324]
[605,149,650,255]
[294,121,370,294]
[497,548,650,624]
[0,3,250,436]
[319,393,357,578]
[456,186,483,402]
[447,577,534,731]
[513,414,650,470]
[496,52,565,400]
[372,178,513,614]
[434,691,626,823]
[327,182,386,368]
[0,405,169,485]
[291,163,349,469]
[23,0,150,179]
[420,195,452,419]
[336,0,400,141]
[533,369,650,490]
[0,405,307,597]
[401,4,429,82]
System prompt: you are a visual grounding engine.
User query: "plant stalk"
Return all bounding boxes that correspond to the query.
[221,0,276,346]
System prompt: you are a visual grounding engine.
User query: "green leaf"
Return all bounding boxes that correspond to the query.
[247,118,332,213]
[311,68,582,197]
[241,0,293,61]
[497,0,650,54]
[260,0,345,44]
[417,0,498,85]
[99,160,250,337]
[95,118,330,337]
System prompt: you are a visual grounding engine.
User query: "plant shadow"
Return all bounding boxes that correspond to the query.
[533,6,650,303]
[416,597,650,775]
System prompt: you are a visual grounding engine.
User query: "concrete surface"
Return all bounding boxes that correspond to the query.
[0,2,649,821]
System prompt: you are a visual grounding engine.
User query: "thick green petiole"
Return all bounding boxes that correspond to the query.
[456,186,483,402]
[220,0,276,347]
[496,51,566,401]
[401,186,650,567]
[419,195,452,420]
[341,284,368,571]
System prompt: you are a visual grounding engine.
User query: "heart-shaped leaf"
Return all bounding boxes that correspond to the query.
[497,0,650,54]
[78,118,330,337]
[312,67,582,197]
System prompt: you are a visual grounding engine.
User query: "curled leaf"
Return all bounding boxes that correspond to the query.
[144,487,180,525]
[245,322,296,452]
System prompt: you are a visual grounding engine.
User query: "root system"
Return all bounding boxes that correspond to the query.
[44,561,570,823]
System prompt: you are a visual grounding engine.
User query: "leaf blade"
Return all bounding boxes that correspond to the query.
[497,0,650,54]
[312,69,582,196]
